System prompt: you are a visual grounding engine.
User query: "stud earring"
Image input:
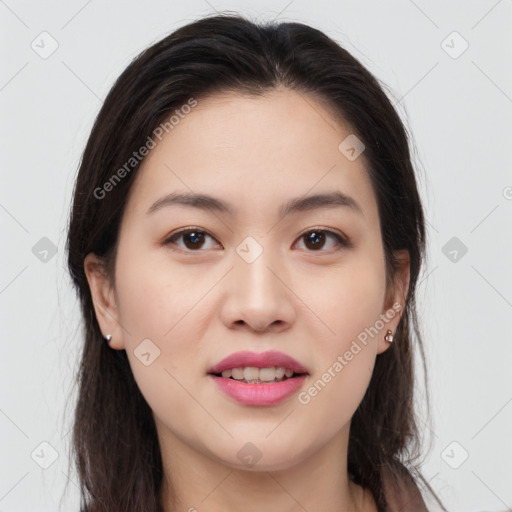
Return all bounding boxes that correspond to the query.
[384,329,394,343]
[103,334,112,344]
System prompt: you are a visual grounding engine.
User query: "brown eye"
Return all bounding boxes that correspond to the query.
[163,226,350,253]
[164,228,219,251]
[181,230,206,250]
[295,229,349,252]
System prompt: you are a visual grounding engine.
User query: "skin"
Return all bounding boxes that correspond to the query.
[85,87,410,512]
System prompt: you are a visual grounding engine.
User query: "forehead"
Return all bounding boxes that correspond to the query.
[122,88,379,225]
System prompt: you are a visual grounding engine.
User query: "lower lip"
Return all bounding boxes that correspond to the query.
[209,374,308,406]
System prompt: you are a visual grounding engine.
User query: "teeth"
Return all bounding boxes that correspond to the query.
[220,366,298,382]
[231,368,245,379]
[259,367,277,382]
[244,367,260,381]
[275,367,285,379]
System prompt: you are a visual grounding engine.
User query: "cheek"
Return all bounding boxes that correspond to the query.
[295,349,375,452]
[115,245,205,343]
[296,252,385,418]
[114,247,214,417]
[311,251,386,348]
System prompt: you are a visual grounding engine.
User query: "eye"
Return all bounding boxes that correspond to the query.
[163,226,350,252]
[163,227,220,251]
[293,228,350,252]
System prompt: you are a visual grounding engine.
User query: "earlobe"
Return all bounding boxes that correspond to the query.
[83,253,125,350]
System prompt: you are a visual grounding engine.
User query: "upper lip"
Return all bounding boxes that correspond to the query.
[208,350,309,375]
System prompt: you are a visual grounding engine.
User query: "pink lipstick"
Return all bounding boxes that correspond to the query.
[208,350,309,406]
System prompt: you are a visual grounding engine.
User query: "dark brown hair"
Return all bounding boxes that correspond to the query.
[65,12,446,512]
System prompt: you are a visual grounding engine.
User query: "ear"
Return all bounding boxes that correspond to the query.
[376,249,410,355]
[83,253,126,350]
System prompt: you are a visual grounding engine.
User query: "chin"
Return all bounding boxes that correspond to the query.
[208,438,310,472]
[226,455,304,473]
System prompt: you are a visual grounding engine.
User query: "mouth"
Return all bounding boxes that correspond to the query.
[207,350,309,383]
[209,366,308,384]
[207,350,309,405]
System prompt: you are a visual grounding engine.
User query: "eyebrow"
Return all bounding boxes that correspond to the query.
[146,190,363,218]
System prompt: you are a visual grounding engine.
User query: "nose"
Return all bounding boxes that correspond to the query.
[219,244,296,334]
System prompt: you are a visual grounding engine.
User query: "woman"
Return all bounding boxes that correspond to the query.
[66,12,446,512]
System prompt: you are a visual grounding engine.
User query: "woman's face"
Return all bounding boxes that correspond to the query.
[85,87,409,471]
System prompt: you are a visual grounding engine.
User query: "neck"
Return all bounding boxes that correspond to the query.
[156,423,377,512]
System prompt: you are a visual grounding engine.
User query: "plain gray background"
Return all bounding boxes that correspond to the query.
[1,1,511,511]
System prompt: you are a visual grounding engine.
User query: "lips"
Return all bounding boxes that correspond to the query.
[207,350,309,375]
[208,350,309,406]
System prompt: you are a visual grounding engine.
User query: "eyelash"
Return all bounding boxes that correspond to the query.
[163,226,351,253]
